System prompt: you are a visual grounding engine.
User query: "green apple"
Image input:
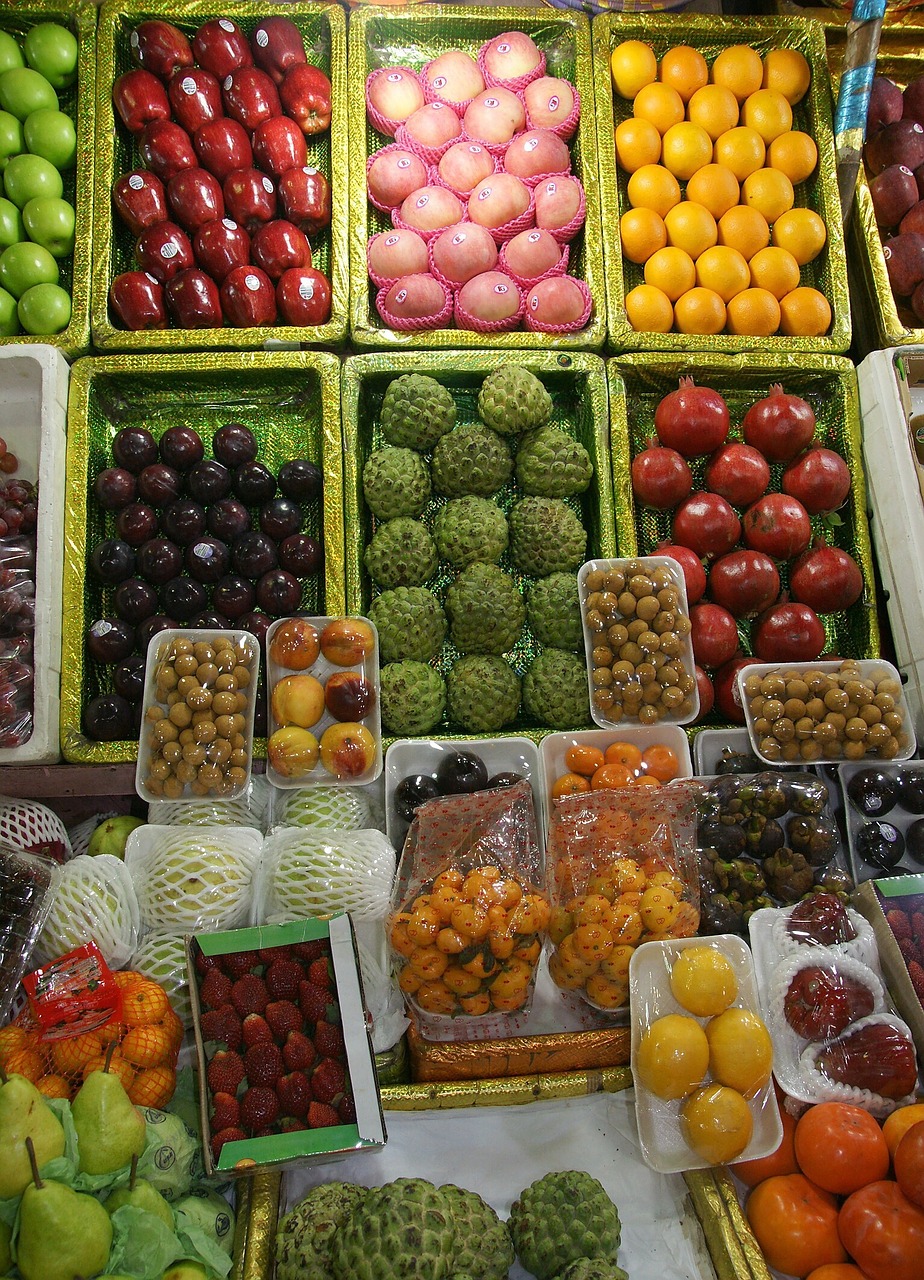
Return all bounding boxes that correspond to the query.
[0,33,24,76]
[0,285,19,335]
[24,107,76,169]
[24,23,77,91]
[18,281,69,334]
[0,239,57,296]
[88,815,144,859]
[23,195,74,257]
[0,196,23,249]
[4,152,62,207]
[0,67,58,121]
[0,110,22,170]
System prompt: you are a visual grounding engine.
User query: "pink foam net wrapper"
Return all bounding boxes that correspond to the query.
[536,176,586,244]
[427,229,499,292]
[498,236,569,287]
[524,276,593,334]
[376,274,453,331]
[366,230,430,289]
[395,106,464,167]
[365,67,425,138]
[391,193,468,244]
[366,143,434,213]
[525,81,581,142]
[477,42,547,95]
[505,158,573,190]
[459,121,522,159]
[469,187,536,245]
[454,274,525,332]
[431,145,502,198]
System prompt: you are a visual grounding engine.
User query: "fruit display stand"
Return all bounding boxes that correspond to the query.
[0,1,96,358]
[91,0,348,352]
[58,349,343,764]
[594,12,851,356]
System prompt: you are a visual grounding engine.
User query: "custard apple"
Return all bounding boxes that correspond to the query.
[276,1181,368,1280]
[445,563,525,655]
[433,496,508,567]
[447,655,521,733]
[439,1183,514,1280]
[516,426,593,498]
[380,374,456,452]
[365,518,438,589]
[363,447,431,520]
[431,425,513,498]
[477,366,552,435]
[526,572,583,651]
[379,661,446,736]
[523,648,590,729]
[509,497,586,577]
[556,1262,629,1280]
[329,1178,455,1280]
[508,1171,622,1280]
[369,586,447,664]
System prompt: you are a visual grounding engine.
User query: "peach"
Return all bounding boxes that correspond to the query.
[401,102,462,150]
[526,275,587,326]
[534,175,583,232]
[367,229,429,280]
[268,617,320,670]
[398,185,465,233]
[524,76,576,131]
[367,68,425,125]
[424,50,484,105]
[437,141,495,194]
[468,173,531,230]
[457,270,521,323]
[431,222,498,286]
[319,721,377,778]
[320,616,376,666]
[268,725,320,778]
[367,148,428,208]
[502,228,562,280]
[463,89,526,146]
[380,272,449,323]
[481,32,542,82]
[272,673,325,728]
[504,129,570,182]
[324,670,377,721]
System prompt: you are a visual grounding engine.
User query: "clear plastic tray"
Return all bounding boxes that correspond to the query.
[0,844,58,1021]
[265,615,382,789]
[578,556,698,729]
[135,629,260,804]
[840,759,924,884]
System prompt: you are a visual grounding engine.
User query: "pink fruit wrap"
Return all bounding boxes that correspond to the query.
[523,275,592,334]
[477,43,546,95]
[365,67,424,138]
[376,276,453,331]
[498,238,569,288]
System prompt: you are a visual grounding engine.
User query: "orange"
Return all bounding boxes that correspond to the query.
[711,45,764,103]
[614,115,662,173]
[779,285,832,336]
[626,163,681,218]
[35,1074,71,1099]
[636,1013,710,1099]
[748,245,801,299]
[620,206,667,264]
[685,164,740,219]
[695,244,750,302]
[113,969,145,990]
[120,1024,173,1069]
[659,45,708,102]
[625,283,673,332]
[5,1047,44,1082]
[772,207,826,264]
[128,1065,176,1109]
[632,81,685,135]
[0,1024,26,1067]
[714,127,766,181]
[670,946,738,1016]
[660,121,713,181]
[717,204,771,259]
[768,130,818,184]
[673,287,726,334]
[741,88,793,144]
[611,39,658,100]
[883,1102,924,1157]
[664,201,717,259]
[551,771,591,798]
[705,1006,773,1097]
[681,1084,754,1164]
[565,743,607,776]
[741,167,795,222]
[641,742,679,781]
[727,287,781,336]
[687,84,739,141]
[604,740,644,771]
[645,245,696,301]
[52,1031,103,1075]
[762,47,811,105]
[591,761,636,790]
[83,1051,135,1091]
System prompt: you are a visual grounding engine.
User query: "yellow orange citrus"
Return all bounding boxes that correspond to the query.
[712,45,764,102]
[52,1031,103,1075]
[661,121,714,181]
[741,88,793,144]
[772,207,826,264]
[611,40,658,100]
[615,116,662,173]
[762,47,811,105]
[685,164,740,219]
[128,1065,176,1109]
[626,163,682,218]
[706,1006,773,1097]
[883,1102,924,1157]
[121,980,171,1027]
[727,287,781,336]
[5,1047,44,1082]
[659,45,709,102]
[695,244,751,302]
[748,245,801,299]
[779,285,832,336]
[670,946,738,1016]
[717,204,771,259]
[664,201,717,259]
[0,1024,26,1068]
[674,286,726,334]
[714,127,766,181]
[682,1083,754,1164]
[645,245,696,301]
[687,84,739,141]
[625,283,674,332]
[767,129,818,185]
[83,1051,135,1091]
[636,1013,709,1099]
[120,1024,173,1069]
[741,167,795,222]
[633,81,685,135]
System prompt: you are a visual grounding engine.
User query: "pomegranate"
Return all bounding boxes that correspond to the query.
[694,664,715,722]
[708,550,781,618]
[742,492,811,561]
[703,442,770,508]
[714,656,762,724]
[672,491,741,559]
[782,446,852,515]
[753,601,826,662]
[655,542,707,604]
[741,383,816,462]
[690,602,740,669]
[631,442,693,510]
[790,541,864,613]
[654,377,730,457]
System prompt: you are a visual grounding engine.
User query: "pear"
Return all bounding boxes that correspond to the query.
[17,1137,114,1280]
[161,1264,209,1280]
[0,1219,11,1275]
[0,1070,66,1199]
[106,1154,174,1229]
[71,1044,147,1176]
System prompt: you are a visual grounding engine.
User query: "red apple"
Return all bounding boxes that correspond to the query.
[112,170,167,236]
[168,67,223,135]
[134,220,194,283]
[222,67,281,132]
[192,18,253,80]
[252,116,307,176]
[165,268,223,327]
[113,69,170,135]
[130,20,193,79]
[251,219,312,279]
[250,16,307,85]
[139,119,196,181]
[193,218,250,282]
[276,266,331,325]
[109,270,167,330]
[193,117,253,182]
[167,167,224,232]
[277,166,330,236]
[223,168,277,232]
[221,265,277,326]
[279,64,332,136]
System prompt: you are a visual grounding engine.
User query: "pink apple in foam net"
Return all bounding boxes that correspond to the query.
[467,173,530,230]
[481,32,542,81]
[367,69,425,126]
[457,270,521,323]
[398,185,464,233]
[401,102,462,150]
[527,275,586,326]
[423,50,484,105]
[367,149,428,207]
[463,89,525,146]
[524,76,576,131]
[502,227,562,279]
[535,175,582,232]
[430,222,498,286]
[380,272,448,322]
[504,129,570,181]
[437,141,494,194]
[367,229,429,280]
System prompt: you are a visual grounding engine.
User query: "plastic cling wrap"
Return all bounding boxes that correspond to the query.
[258,826,395,922]
[0,844,57,1021]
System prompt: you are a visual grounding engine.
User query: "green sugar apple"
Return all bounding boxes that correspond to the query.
[477,366,552,435]
[526,572,584,651]
[431,425,513,498]
[508,1171,622,1280]
[364,518,438,589]
[432,496,508,567]
[369,586,447,664]
[363,447,431,520]
[523,648,590,729]
[379,661,446,736]
[509,497,586,577]
[445,563,525,655]
[516,426,593,498]
[380,374,456,452]
[447,655,521,733]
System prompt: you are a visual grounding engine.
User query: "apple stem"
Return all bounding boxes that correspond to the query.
[104,1041,117,1074]
[25,1136,42,1190]
[129,1152,138,1191]
[0,1066,7,1084]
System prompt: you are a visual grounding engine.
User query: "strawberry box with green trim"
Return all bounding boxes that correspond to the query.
[854,874,924,1063]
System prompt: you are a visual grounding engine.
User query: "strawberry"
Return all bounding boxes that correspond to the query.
[211,1126,246,1160]
[195,951,219,976]
[220,952,256,979]
[265,999,302,1040]
[259,945,292,964]
[280,1116,307,1133]
[200,1004,242,1050]
[307,957,333,989]
[266,958,303,1001]
[338,1093,356,1124]
[206,1049,245,1096]
[314,1020,345,1058]
[253,1126,278,1139]
[231,973,269,1018]
[242,1013,273,1048]
[311,1056,346,1105]
[307,1100,340,1129]
[277,1070,313,1118]
[294,939,329,965]
[898,938,922,967]
[298,979,330,1024]
[913,910,924,946]
[210,1091,240,1132]
[282,1030,317,1072]
[244,1042,283,1087]
[240,1084,280,1133]
[887,909,912,942]
[199,968,232,1010]
[908,959,924,1004]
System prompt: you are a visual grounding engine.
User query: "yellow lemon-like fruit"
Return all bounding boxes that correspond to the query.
[772,207,826,264]
[615,116,662,173]
[685,164,740,220]
[726,287,781,336]
[620,206,667,263]
[626,163,682,218]
[659,45,709,102]
[635,1013,710,1100]
[633,81,685,135]
[779,285,832,336]
[625,283,673,332]
[741,88,793,144]
[661,121,714,181]
[674,286,726,334]
[645,246,696,301]
[681,1083,754,1165]
[712,45,764,103]
[669,946,738,1017]
[687,84,739,141]
[695,244,751,303]
[705,1006,773,1098]
[714,127,767,182]
[611,40,658,100]
[664,201,718,260]
[741,167,795,222]
[768,130,818,184]
[748,245,801,300]
[717,205,771,260]
[762,47,811,106]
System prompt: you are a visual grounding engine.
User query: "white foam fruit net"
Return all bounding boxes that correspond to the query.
[270,786,373,833]
[36,853,140,969]
[261,828,396,922]
[127,825,263,932]
[148,775,270,831]
[0,798,72,858]
[132,929,193,1027]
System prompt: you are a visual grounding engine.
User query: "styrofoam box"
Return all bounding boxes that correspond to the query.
[858,346,924,744]
[0,346,69,764]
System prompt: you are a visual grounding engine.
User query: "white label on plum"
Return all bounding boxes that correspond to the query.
[433,76,447,89]
[96,620,114,634]
[303,167,317,176]
[180,76,197,95]
[299,279,315,300]
[396,158,411,170]
[130,31,139,47]
[223,75,233,90]
[161,242,178,259]
[193,542,210,557]
[245,273,260,291]
[525,138,539,152]
[384,234,399,246]
[395,288,407,303]
[222,218,236,230]
[256,29,269,47]
[485,98,499,109]
[416,194,429,207]
[548,95,560,111]
[129,174,144,190]
[262,176,274,193]
[219,19,234,31]
[387,73,403,83]
[145,272,158,283]
[451,232,466,245]
[494,283,508,294]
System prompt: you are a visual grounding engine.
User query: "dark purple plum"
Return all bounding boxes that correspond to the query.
[213,422,257,467]
[278,458,322,501]
[212,573,255,619]
[187,458,232,503]
[189,611,228,629]
[487,771,524,789]
[899,770,924,813]
[86,617,136,664]
[278,533,322,577]
[847,767,897,816]
[137,537,183,585]
[116,503,159,546]
[259,497,302,541]
[868,76,903,135]
[90,539,136,585]
[903,74,924,126]
[865,119,924,176]
[112,426,159,473]
[393,773,440,823]
[114,577,159,624]
[93,467,137,511]
[255,568,301,616]
[162,499,207,544]
[113,654,146,702]
[159,425,204,471]
[83,693,135,740]
[136,614,177,652]
[207,496,250,541]
[869,164,919,229]
[161,576,208,620]
[232,530,277,577]
[883,232,924,296]
[435,750,488,794]
[855,820,905,869]
[186,536,230,583]
[137,462,182,507]
[907,817,924,863]
[238,610,271,648]
[234,460,276,505]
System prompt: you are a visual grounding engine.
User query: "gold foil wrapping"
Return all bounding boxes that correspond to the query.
[348,4,606,350]
[380,1065,632,1109]
[230,1172,281,1280]
[60,350,343,763]
[0,0,95,357]
[406,1020,630,1082]
[92,0,348,351]
[594,12,851,355]
[684,1168,774,1280]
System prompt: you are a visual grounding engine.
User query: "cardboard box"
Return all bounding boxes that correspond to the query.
[853,875,924,1059]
